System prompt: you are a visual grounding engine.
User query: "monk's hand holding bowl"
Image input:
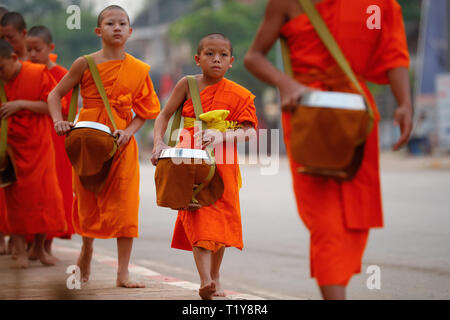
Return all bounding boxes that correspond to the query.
[53,120,73,136]
[151,140,169,166]
[114,129,132,148]
[278,77,309,112]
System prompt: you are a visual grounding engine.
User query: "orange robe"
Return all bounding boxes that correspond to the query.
[0,190,9,234]
[280,0,410,285]
[47,64,74,239]
[71,53,160,239]
[171,78,258,252]
[1,61,66,235]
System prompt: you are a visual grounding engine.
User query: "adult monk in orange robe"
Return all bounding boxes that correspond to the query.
[48,5,160,288]
[26,26,74,256]
[152,34,258,300]
[0,39,67,268]
[244,0,413,299]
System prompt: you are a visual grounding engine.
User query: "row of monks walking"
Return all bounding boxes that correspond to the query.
[0,0,413,300]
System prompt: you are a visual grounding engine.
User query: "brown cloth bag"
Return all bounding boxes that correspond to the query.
[154,76,224,210]
[0,82,17,188]
[281,0,374,181]
[64,55,118,193]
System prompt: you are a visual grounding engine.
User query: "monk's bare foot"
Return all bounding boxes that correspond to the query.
[199,280,216,300]
[116,273,146,288]
[10,253,29,269]
[27,242,39,261]
[77,247,93,282]
[212,280,226,297]
[38,250,57,266]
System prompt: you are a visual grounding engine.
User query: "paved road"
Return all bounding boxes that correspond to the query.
[73,154,450,300]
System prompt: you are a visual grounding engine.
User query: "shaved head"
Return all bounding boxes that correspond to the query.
[0,11,26,31]
[197,33,233,56]
[97,5,130,27]
[28,25,53,44]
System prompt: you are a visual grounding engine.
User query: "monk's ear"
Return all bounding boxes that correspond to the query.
[229,56,235,67]
[194,54,201,66]
[10,52,18,62]
[128,27,133,36]
[50,43,55,52]
[94,27,102,38]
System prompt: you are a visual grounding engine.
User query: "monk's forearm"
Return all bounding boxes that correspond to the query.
[244,51,289,88]
[153,114,170,145]
[125,116,146,136]
[19,100,50,115]
[387,67,412,109]
[48,91,64,122]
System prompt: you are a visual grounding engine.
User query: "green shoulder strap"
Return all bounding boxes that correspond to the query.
[0,82,8,164]
[167,75,207,147]
[67,84,79,123]
[84,55,118,131]
[67,55,118,131]
[281,0,374,125]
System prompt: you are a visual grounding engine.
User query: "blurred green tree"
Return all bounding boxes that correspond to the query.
[1,0,100,68]
[169,0,276,114]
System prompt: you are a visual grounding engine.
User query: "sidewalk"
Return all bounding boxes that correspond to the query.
[0,245,264,300]
[379,151,450,170]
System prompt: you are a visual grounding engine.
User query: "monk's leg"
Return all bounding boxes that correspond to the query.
[320,285,346,300]
[7,235,14,255]
[28,233,57,266]
[28,236,38,260]
[116,237,145,288]
[0,232,5,255]
[10,235,28,269]
[192,246,216,300]
[210,247,226,297]
[44,239,53,255]
[77,236,94,282]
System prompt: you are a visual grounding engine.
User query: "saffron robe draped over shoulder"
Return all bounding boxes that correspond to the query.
[171,78,258,252]
[47,64,74,239]
[72,53,160,239]
[279,0,409,285]
[1,62,66,235]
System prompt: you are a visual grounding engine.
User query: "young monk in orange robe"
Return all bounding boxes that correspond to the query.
[25,25,74,257]
[151,34,258,300]
[0,12,28,60]
[48,5,160,288]
[0,11,27,253]
[0,39,67,268]
[244,0,412,299]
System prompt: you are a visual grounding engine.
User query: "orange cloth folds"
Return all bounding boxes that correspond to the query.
[171,78,257,252]
[71,53,160,239]
[1,62,66,235]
